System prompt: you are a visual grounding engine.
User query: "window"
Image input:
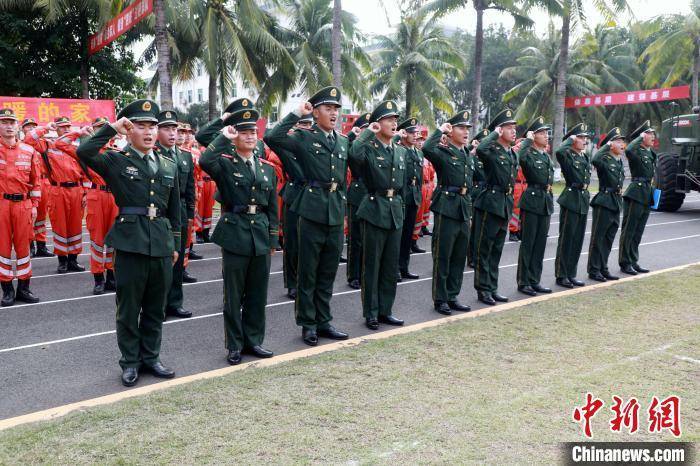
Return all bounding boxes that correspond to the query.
[187,90,193,104]
[197,89,203,102]
[179,92,184,104]
[231,86,237,98]
[197,64,202,77]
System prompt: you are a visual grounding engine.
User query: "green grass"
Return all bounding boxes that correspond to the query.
[1,268,698,464]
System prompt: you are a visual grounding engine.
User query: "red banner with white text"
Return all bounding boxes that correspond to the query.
[88,0,153,56]
[565,85,690,109]
[0,96,115,127]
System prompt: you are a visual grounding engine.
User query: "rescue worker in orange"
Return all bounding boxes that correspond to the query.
[178,123,203,264]
[26,116,86,273]
[192,125,215,244]
[0,108,41,306]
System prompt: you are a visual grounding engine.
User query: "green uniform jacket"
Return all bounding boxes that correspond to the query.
[346,131,368,207]
[401,145,424,206]
[590,145,625,213]
[157,142,196,222]
[264,113,348,226]
[623,136,657,205]
[470,152,486,202]
[556,138,591,215]
[77,124,181,256]
[517,138,554,216]
[348,130,406,230]
[475,130,518,220]
[200,133,279,255]
[422,129,474,221]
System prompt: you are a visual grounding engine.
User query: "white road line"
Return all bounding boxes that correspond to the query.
[2,232,700,354]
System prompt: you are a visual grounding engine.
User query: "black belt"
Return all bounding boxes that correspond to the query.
[371,188,399,198]
[352,177,363,182]
[567,183,589,190]
[90,183,111,192]
[631,177,651,183]
[50,181,80,188]
[203,176,213,182]
[119,206,164,218]
[2,193,28,201]
[442,185,469,195]
[485,184,513,194]
[600,187,622,194]
[223,204,267,214]
[527,183,552,192]
[308,180,339,192]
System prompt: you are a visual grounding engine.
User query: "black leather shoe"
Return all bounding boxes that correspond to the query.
[93,274,105,295]
[227,350,242,365]
[35,241,54,257]
[556,277,574,288]
[434,301,452,315]
[410,243,426,254]
[569,277,586,287]
[379,314,404,325]
[104,269,116,291]
[632,264,649,273]
[492,292,509,302]
[182,270,198,283]
[318,325,349,340]
[532,284,552,294]
[196,233,205,244]
[243,345,273,358]
[348,279,360,289]
[339,255,348,263]
[365,317,379,330]
[188,249,203,260]
[121,367,139,387]
[30,241,36,258]
[620,265,637,275]
[518,285,537,296]
[1,282,15,307]
[447,300,471,312]
[67,255,85,272]
[287,288,297,299]
[145,362,175,378]
[400,271,419,280]
[15,280,39,303]
[478,291,496,306]
[202,229,211,243]
[57,256,68,274]
[302,328,318,346]
[166,307,193,318]
[601,271,619,281]
[588,272,607,282]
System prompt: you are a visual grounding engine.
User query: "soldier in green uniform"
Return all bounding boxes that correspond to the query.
[467,128,488,268]
[264,87,349,346]
[619,121,656,275]
[422,110,474,315]
[156,110,196,319]
[346,112,370,290]
[348,101,406,330]
[396,117,424,280]
[516,117,554,296]
[199,108,277,365]
[554,123,592,288]
[77,99,181,387]
[473,109,518,305]
[587,127,626,282]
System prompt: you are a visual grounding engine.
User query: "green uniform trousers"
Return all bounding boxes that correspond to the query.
[555,207,588,279]
[398,202,419,273]
[517,211,550,287]
[619,199,650,268]
[346,203,363,283]
[432,213,470,302]
[587,206,620,274]
[473,209,507,293]
[222,249,270,351]
[114,250,172,369]
[166,224,188,310]
[296,217,343,330]
[361,221,401,318]
[282,202,299,290]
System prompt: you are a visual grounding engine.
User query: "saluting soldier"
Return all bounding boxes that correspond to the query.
[264,87,349,346]
[516,117,554,296]
[199,108,277,364]
[156,110,196,318]
[396,117,424,280]
[422,110,474,315]
[587,127,626,282]
[21,117,53,258]
[77,99,181,387]
[473,109,519,306]
[619,121,656,275]
[554,123,592,288]
[348,100,406,330]
[467,128,488,268]
[346,112,370,290]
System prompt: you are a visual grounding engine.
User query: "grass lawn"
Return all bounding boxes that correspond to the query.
[1,267,698,464]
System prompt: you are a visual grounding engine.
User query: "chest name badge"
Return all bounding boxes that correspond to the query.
[126,166,139,176]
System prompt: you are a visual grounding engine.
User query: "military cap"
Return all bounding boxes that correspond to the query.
[563,122,589,140]
[224,97,254,114]
[298,113,314,123]
[471,128,490,144]
[54,116,72,127]
[0,108,18,121]
[309,86,342,108]
[117,99,159,123]
[599,127,625,146]
[223,108,259,130]
[369,100,400,123]
[21,117,37,127]
[398,117,419,132]
[92,116,109,127]
[629,120,655,140]
[157,110,178,127]
[447,110,472,128]
[352,112,371,129]
[487,108,517,131]
[521,116,550,137]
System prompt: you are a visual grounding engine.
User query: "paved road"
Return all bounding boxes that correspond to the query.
[1,195,700,420]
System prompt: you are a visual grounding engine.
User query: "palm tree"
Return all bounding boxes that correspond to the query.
[638,0,700,107]
[369,9,464,124]
[331,0,342,88]
[154,0,172,109]
[423,0,534,128]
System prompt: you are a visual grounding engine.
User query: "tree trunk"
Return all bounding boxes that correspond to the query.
[79,11,89,99]
[154,0,173,109]
[331,0,342,89]
[405,74,413,117]
[470,2,484,129]
[208,73,218,121]
[693,37,700,107]
[552,10,571,154]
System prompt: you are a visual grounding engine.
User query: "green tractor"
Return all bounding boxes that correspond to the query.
[653,107,700,211]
